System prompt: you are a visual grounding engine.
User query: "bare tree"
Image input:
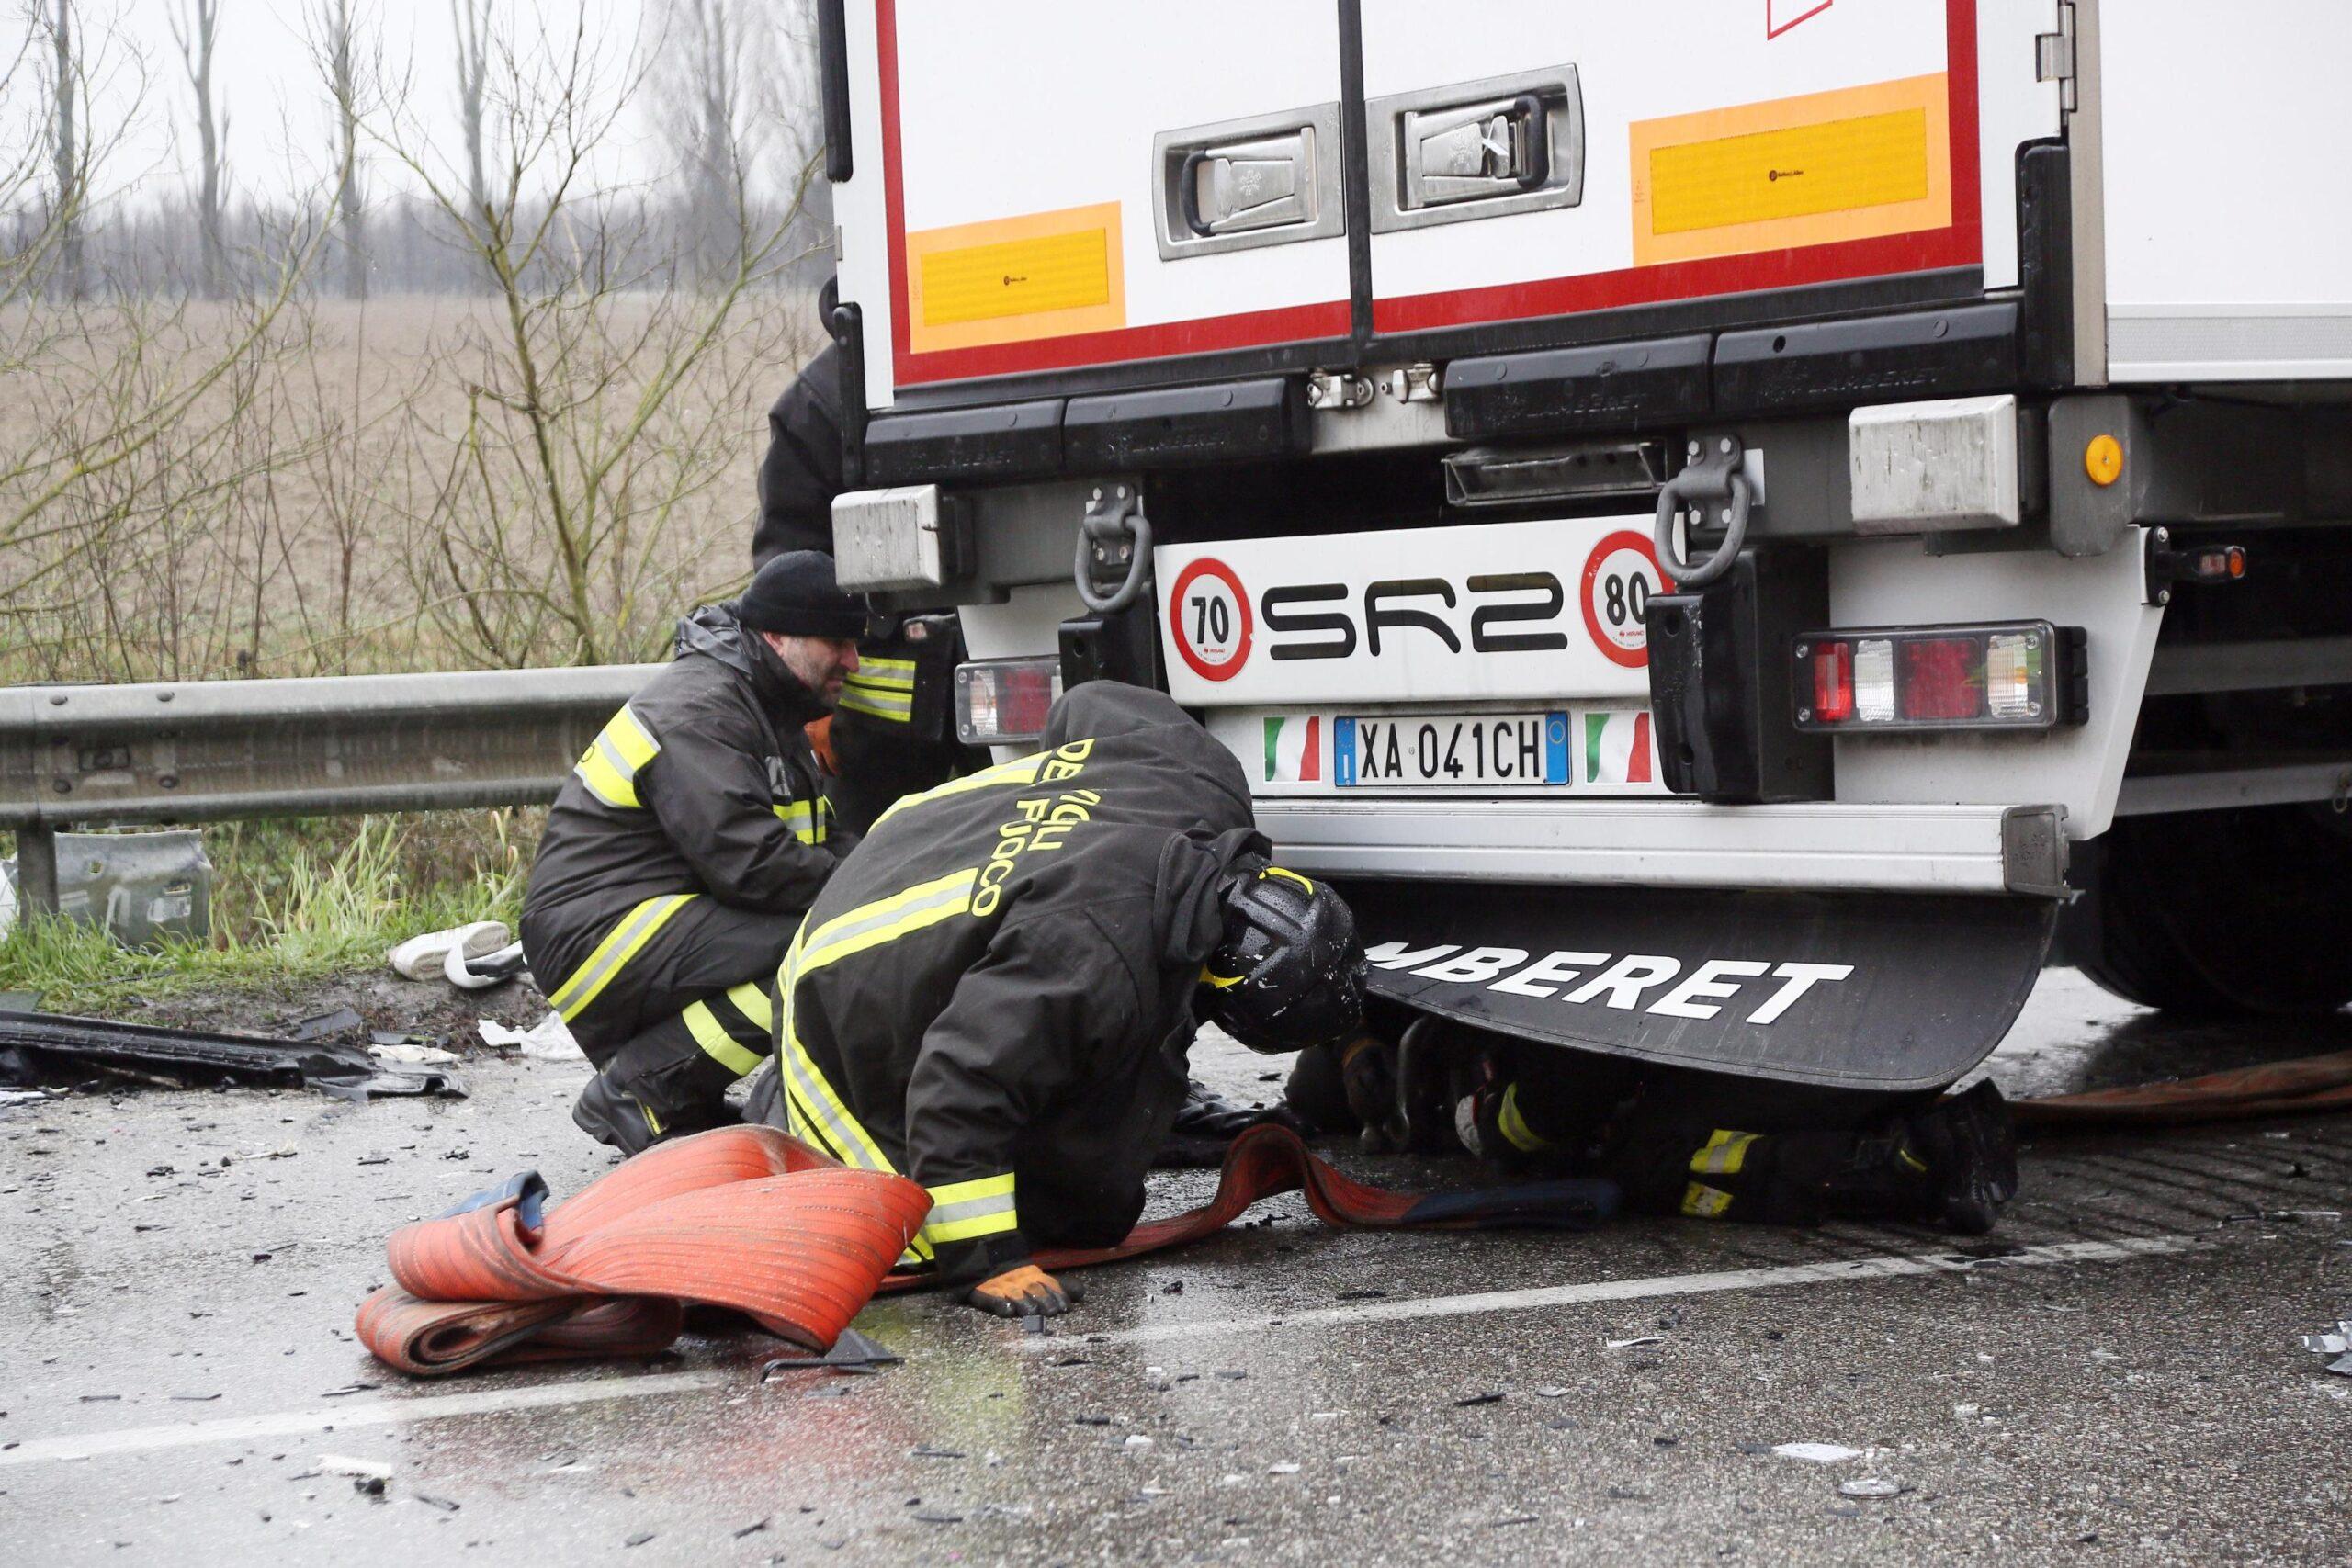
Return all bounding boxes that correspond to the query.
[46,0,85,299]
[647,0,771,283]
[310,0,368,299]
[370,2,821,666]
[170,0,228,297]
[452,0,492,224]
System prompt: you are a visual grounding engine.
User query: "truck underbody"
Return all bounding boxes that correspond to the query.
[819,0,2352,1090]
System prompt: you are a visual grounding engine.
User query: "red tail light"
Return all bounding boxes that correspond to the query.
[1896,637,1983,721]
[1794,622,2086,733]
[1811,641,1854,723]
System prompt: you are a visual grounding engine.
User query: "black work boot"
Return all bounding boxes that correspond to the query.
[571,1072,721,1157]
[1903,1079,2019,1235]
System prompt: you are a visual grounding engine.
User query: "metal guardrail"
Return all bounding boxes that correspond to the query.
[0,666,662,915]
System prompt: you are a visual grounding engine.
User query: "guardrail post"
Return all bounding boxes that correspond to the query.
[15,826,59,919]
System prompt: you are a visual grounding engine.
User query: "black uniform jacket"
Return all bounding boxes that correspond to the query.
[522,604,848,994]
[752,341,844,567]
[777,682,1265,1280]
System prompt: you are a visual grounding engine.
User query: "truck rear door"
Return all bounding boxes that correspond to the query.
[1357,0,1988,338]
[844,0,1354,404]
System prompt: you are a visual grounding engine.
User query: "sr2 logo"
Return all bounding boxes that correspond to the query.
[1261,573,1571,661]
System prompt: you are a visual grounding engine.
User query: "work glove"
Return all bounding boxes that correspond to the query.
[1339,1032,1402,1148]
[957,1263,1084,1318]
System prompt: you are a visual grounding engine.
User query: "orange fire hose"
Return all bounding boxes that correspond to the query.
[356,1122,1611,1377]
[2015,1048,2352,1127]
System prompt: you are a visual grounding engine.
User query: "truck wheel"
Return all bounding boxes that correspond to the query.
[2064,804,2352,1016]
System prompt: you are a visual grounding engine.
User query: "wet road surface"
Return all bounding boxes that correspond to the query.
[6,968,2351,1563]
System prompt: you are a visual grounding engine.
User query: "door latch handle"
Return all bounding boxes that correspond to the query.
[1179,130,1310,237]
[1405,92,1550,208]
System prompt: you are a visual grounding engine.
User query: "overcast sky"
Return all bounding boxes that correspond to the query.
[7,0,716,211]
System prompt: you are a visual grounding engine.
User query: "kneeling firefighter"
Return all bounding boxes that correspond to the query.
[760,682,1367,1317]
[1294,1023,2018,1234]
[521,552,865,1154]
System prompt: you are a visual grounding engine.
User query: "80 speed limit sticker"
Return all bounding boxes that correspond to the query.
[1580,531,1676,669]
[1168,557,1253,682]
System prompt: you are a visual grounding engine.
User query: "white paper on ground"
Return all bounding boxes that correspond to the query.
[370,1042,461,1066]
[480,1012,580,1061]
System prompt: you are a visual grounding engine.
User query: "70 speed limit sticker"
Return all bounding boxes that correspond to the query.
[1580,531,1676,669]
[1168,557,1253,682]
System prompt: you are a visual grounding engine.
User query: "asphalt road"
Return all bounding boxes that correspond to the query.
[6,968,2351,1564]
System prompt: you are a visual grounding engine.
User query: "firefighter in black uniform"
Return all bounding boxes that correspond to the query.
[754,332,974,835]
[521,551,867,1154]
[1293,1028,2018,1233]
[762,682,1367,1318]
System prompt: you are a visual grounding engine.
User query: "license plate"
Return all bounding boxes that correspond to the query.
[1336,713,1570,788]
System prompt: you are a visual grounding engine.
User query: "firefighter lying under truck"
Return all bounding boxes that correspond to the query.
[520,551,865,1155]
[750,681,1369,1316]
[1288,1018,2017,1234]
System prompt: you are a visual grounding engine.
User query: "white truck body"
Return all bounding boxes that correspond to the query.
[818,1,2352,1086]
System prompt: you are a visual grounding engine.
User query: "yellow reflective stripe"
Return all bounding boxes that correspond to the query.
[798,867,979,977]
[922,1171,1019,1245]
[572,705,661,808]
[545,894,695,1020]
[1681,1181,1735,1218]
[684,999,765,1077]
[871,753,1048,829]
[606,704,659,766]
[1690,1129,1759,1177]
[726,981,774,1032]
[772,796,830,843]
[1497,1083,1551,1155]
[856,656,917,680]
[838,688,914,722]
[1261,865,1315,893]
[1200,964,1244,990]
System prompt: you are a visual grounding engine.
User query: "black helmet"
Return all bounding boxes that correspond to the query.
[1200,863,1366,1053]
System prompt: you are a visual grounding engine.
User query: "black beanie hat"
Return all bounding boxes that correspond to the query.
[737,550,866,639]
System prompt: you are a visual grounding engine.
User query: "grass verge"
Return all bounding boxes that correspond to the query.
[0,811,530,1014]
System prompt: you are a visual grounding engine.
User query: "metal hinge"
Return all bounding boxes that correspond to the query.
[2037,2,2077,115]
[1306,369,1376,412]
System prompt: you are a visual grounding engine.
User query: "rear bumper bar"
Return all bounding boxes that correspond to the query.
[1257,798,2068,897]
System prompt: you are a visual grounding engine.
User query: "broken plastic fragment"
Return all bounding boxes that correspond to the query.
[1606,1336,1665,1349]
[1773,1443,1862,1464]
[1840,1478,1905,1498]
[760,1327,901,1377]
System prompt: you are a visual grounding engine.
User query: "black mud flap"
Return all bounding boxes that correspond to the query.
[1335,882,2057,1094]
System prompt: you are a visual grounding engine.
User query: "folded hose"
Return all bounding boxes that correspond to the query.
[359,1123,1614,1375]
[356,1125,930,1375]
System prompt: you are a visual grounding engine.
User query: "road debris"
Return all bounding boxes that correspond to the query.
[478,1013,581,1061]
[387,921,514,985]
[320,1454,395,1482]
[1605,1336,1665,1349]
[2299,1320,2352,1374]
[291,1008,365,1041]
[370,1041,462,1066]
[1840,1477,1906,1497]
[1773,1443,1863,1464]
[761,1329,904,1378]
[0,1010,464,1100]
